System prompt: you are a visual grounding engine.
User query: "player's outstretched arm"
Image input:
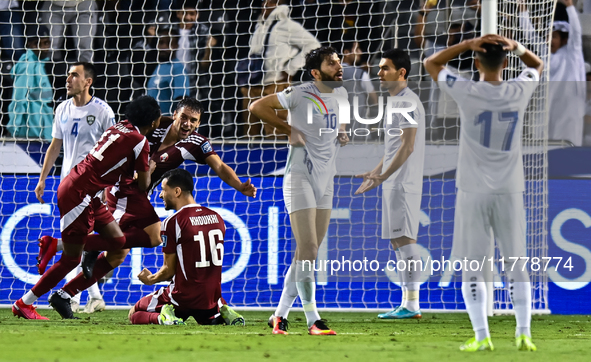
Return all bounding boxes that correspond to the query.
[35,137,63,204]
[424,35,501,80]
[354,157,383,195]
[249,94,291,136]
[206,155,257,198]
[137,253,177,285]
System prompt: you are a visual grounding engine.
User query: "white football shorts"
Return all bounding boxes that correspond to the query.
[381,187,422,240]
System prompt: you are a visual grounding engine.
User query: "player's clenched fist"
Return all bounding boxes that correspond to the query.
[137,268,154,285]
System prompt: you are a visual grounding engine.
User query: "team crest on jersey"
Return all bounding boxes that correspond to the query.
[86,115,96,125]
[201,141,213,154]
[446,75,457,87]
[160,153,169,162]
[161,235,167,248]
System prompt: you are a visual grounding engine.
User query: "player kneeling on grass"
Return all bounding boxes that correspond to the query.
[424,34,543,352]
[128,168,244,326]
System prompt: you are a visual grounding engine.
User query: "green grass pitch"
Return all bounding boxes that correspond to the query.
[1,309,590,361]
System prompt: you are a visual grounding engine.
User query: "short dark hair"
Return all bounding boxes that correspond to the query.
[176,98,204,115]
[25,24,49,46]
[174,0,198,9]
[161,168,194,194]
[305,46,338,75]
[71,62,97,88]
[126,95,161,128]
[382,49,411,79]
[475,42,507,70]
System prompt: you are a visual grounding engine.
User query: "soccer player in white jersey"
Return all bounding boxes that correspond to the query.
[424,34,543,352]
[250,46,349,335]
[34,62,115,314]
[355,49,426,320]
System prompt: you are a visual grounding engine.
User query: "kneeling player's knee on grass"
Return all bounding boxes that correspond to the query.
[128,307,135,322]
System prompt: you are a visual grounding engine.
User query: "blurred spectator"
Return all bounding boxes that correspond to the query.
[520,0,585,146]
[6,24,53,140]
[172,0,215,96]
[240,0,320,137]
[147,26,191,116]
[340,36,378,126]
[297,0,345,45]
[0,0,24,61]
[41,0,96,62]
[129,16,162,92]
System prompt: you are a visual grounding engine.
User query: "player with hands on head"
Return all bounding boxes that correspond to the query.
[128,168,244,326]
[250,46,348,335]
[424,33,543,351]
[355,48,426,320]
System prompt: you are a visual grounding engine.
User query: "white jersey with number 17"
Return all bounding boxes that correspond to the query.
[52,97,116,179]
[437,67,540,194]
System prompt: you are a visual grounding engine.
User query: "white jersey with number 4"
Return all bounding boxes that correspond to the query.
[277,83,348,199]
[437,67,540,193]
[52,97,116,179]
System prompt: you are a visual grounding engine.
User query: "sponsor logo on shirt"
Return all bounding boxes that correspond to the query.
[392,228,402,232]
[446,75,457,87]
[201,141,213,154]
[87,115,96,125]
[160,153,169,162]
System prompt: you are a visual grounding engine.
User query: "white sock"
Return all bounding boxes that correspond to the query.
[394,250,407,308]
[22,290,39,305]
[507,262,532,338]
[67,265,83,304]
[461,269,490,341]
[398,244,422,311]
[275,264,298,319]
[88,283,103,300]
[57,238,63,252]
[295,260,321,328]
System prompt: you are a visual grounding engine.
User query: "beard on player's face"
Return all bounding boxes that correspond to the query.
[318,69,343,89]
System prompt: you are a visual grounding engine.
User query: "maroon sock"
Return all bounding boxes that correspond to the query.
[31,254,81,297]
[122,227,153,249]
[62,254,115,297]
[84,234,126,251]
[130,311,160,324]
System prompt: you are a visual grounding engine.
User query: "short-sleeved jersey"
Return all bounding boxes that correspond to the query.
[382,87,426,193]
[278,83,348,198]
[161,204,225,310]
[146,118,217,192]
[68,120,150,196]
[52,97,116,179]
[437,67,540,193]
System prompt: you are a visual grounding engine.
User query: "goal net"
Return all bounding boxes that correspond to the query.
[0,0,553,313]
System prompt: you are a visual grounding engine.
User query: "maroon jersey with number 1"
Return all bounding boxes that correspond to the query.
[161,204,225,310]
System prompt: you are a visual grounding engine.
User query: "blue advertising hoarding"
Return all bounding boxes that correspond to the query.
[2,174,590,314]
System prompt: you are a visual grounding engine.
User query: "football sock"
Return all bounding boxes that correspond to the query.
[130,311,159,325]
[22,290,38,305]
[122,227,153,249]
[275,263,298,319]
[67,265,83,304]
[394,249,407,308]
[461,268,490,341]
[30,254,81,299]
[84,234,126,251]
[62,254,114,297]
[398,244,422,311]
[87,282,103,300]
[295,260,321,328]
[507,261,532,338]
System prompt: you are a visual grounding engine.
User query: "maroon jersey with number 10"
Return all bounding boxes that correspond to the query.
[161,204,225,310]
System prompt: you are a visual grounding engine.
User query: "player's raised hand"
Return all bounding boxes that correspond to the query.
[289,127,306,147]
[354,170,379,195]
[138,268,154,285]
[34,180,46,204]
[239,178,257,198]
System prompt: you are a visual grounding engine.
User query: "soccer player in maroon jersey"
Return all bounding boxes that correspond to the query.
[43,98,253,319]
[12,95,162,320]
[129,168,243,325]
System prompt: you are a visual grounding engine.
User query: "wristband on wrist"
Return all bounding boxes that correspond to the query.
[512,42,526,56]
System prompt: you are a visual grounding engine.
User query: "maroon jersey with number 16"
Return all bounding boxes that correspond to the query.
[161,204,225,310]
